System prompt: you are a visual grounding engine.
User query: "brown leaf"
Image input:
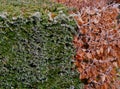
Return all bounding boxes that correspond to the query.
[86,53,92,59]
[100,47,104,54]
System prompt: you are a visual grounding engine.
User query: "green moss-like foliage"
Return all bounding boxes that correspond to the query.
[0,11,83,89]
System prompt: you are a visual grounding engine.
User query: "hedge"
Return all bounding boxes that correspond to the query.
[0,8,84,89]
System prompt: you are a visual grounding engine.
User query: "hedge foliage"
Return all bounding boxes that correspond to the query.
[0,6,83,89]
[56,0,120,89]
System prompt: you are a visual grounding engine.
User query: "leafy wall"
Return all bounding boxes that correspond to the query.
[0,5,83,89]
[55,0,120,89]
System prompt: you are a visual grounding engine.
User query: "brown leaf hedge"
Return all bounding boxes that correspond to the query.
[55,0,120,89]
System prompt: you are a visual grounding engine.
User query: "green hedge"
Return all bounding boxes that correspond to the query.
[0,11,83,89]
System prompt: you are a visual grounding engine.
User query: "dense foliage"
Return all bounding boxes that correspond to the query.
[73,3,120,89]
[0,11,84,89]
[55,0,120,89]
[0,0,84,89]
